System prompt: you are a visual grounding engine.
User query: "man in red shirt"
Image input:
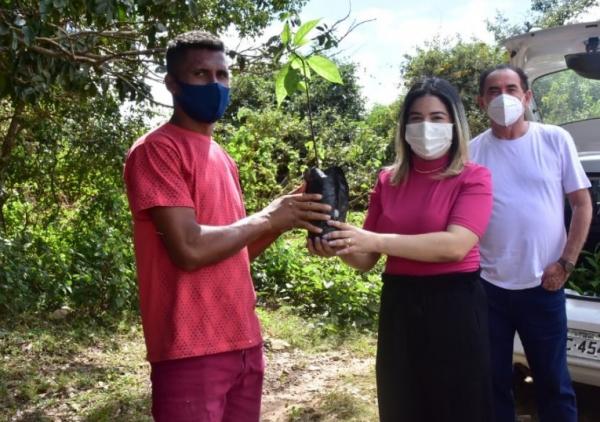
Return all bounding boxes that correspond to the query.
[124,30,331,422]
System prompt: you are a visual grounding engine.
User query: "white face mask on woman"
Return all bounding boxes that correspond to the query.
[405,121,454,160]
[486,94,524,127]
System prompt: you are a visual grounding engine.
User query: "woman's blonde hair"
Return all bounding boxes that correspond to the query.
[390,77,470,185]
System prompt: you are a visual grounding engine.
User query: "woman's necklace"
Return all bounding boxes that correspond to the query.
[413,164,446,174]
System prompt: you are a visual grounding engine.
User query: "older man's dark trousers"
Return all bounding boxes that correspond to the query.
[482,280,577,422]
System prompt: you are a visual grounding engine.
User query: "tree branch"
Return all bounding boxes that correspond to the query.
[0,100,25,231]
[0,101,25,175]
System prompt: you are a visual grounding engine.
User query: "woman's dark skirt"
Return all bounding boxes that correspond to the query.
[376,271,493,422]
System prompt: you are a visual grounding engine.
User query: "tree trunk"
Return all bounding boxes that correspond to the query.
[0,100,25,231]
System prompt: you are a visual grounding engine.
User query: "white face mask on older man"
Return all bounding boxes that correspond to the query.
[405,121,454,160]
[486,93,525,127]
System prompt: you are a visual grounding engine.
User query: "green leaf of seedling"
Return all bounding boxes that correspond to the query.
[293,18,320,47]
[275,64,290,105]
[275,65,300,106]
[307,55,343,84]
[290,55,311,80]
[281,21,291,45]
[294,37,311,48]
[289,54,303,70]
[284,67,301,95]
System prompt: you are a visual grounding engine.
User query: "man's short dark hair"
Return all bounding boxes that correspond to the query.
[166,30,225,75]
[478,64,529,95]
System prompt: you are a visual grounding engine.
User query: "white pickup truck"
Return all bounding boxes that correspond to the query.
[504,20,600,387]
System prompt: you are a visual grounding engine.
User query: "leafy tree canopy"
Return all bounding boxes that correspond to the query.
[533,70,600,125]
[1,0,307,104]
[0,0,307,227]
[400,37,505,136]
[487,0,599,43]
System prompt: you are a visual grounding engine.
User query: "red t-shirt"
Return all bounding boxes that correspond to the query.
[123,123,262,362]
[363,155,492,276]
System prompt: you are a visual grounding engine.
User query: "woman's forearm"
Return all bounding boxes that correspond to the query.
[340,252,381,272]
[373,227,477,263]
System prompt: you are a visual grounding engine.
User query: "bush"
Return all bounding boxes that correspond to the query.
[0,93,142,317]
[0,191,137,317]
[252,212,383,330]
[568,248,600,297]
[0,65,390,329]
[217,107,306,212]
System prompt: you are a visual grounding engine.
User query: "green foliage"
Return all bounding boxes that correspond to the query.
[0,0,306,104]
[568,247,600,296]
[401,37,506,136]
[487,0,599,42]
[285,62,366,121]
[223,64,390,211]
[217,107,306,212]
[0,91,143,316]
[0,4,390,330]
[485,11,526,44]
[252,213,383,330]
[1,54,388,328]
[313,113,391,209]
[531,0,599,28]
[274,16,343,106]
[0,208,136,316]
[229,61,367,127]
[367,102,400,140]
[532,70,600,125]
[257,306,377,353]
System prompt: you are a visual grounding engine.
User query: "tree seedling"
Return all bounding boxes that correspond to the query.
[274,15,349,237]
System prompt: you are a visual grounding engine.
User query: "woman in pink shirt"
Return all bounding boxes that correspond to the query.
[309,77,493,422]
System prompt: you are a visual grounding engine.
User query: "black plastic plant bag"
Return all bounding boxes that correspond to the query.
[304,166,349,238]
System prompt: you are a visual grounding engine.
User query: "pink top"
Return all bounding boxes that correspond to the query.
[124,123,262,362]
[363,155,492,276]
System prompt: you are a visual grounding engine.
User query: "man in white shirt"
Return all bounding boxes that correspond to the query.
[470,64,592,422]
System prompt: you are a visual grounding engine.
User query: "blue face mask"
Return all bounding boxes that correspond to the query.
[174,80,230,123]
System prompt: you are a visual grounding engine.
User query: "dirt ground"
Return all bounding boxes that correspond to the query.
[261,346,376,421]
[260,341,600,422]
[3,320,600,422]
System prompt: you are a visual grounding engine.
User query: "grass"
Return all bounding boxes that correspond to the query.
[0,313,151,421]
[285,379,378,422]
[284,363,378,422]
[1,308,377,421]
[257,306,376,356]
[286,387,377,422]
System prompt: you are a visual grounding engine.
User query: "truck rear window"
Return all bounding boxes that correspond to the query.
[532,69,600,126]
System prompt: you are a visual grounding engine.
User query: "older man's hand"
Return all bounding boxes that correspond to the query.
[541,262,569,291]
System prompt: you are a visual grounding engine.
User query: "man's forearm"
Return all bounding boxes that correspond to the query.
[248,230,281,261]
[152,209,273,271]
[188,214,275,268]
[563,192,593,263]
